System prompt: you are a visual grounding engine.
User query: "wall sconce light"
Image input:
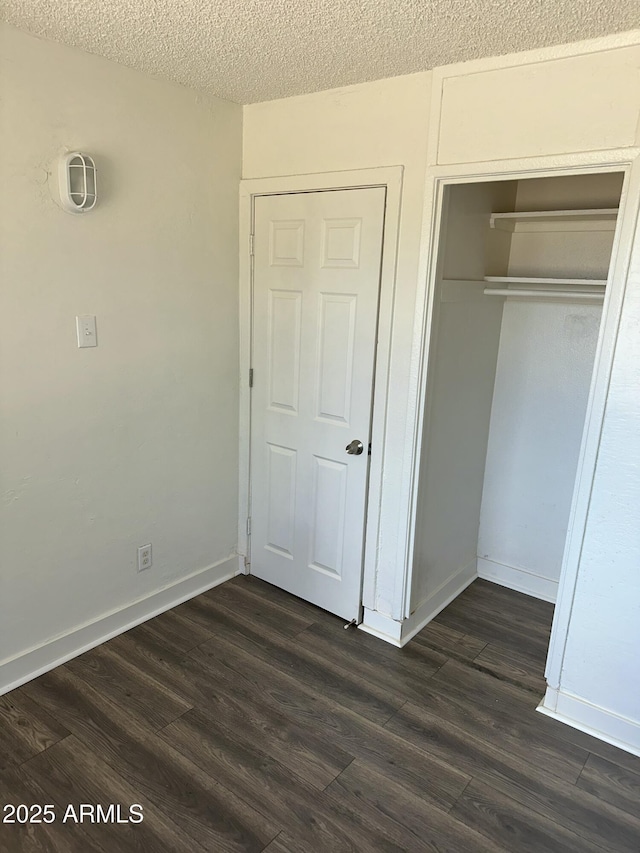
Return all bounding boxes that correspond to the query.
[59,152,97,213]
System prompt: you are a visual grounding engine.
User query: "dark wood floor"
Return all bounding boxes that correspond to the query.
[1,577,639,852]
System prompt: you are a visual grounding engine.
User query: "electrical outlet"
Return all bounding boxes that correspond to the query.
[137,544,152,572]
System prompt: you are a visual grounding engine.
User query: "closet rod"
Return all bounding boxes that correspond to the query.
[484,288,604,301]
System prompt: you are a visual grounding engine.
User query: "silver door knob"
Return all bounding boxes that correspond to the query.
[346,439,364,455]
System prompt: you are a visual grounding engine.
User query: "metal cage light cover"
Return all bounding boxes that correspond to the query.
[59,151,97,213]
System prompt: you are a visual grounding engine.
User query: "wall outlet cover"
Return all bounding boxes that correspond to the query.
[137,544,152,572]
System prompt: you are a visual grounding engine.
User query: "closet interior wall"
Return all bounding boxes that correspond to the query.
[410,180,516,613]
[411,172,624,619]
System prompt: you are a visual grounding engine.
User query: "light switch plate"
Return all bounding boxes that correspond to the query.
[76,315,97,347]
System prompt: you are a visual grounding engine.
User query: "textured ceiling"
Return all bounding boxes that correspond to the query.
[2,1,639,104]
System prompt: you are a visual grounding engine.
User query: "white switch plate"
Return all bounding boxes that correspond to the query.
[76,315,97,348]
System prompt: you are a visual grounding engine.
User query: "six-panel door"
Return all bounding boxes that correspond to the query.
[250,187,386,620]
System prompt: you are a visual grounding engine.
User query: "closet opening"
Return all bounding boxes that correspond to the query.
[409,170,625,684]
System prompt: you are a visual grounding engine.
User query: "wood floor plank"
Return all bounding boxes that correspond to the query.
[188,634,470,810]
[496,757,640,852]
[163,656,355,789]
[450,778,606,853]
[2,575,637,853]
[411,620,487,662]
[0,691,69,769]
[324,760,509,852]
[261,833,297,852]
[386,679,587,785]
[472,642,547,694]
[0,761,91,853]
[434,581,552,665]
[426,660,586,781]
[65,642,192,731]
[447,579,555,627]
[122,607,215,655]
[200,580,315,638]
[103,626,356,790]
[425,653,640,781]
[431,657,544,712]
[107,621,191,679]
[577,753,640,819]
[160,708,410,852]
[295,619,447,704]
[434,606,550,665]
[386,701,640,853]
[227,575,341,628]
[439,593,553,652]
[526,712,640,776]
[20,667,279,852]
[23,734,205,852]
[176,593,405,725]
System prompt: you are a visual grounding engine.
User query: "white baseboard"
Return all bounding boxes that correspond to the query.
[359,560,477,648]
[539,685,640,757]
[477,557,558,603]
[0,554,240,696]
[359,607,403,646]
[401,559,477,646]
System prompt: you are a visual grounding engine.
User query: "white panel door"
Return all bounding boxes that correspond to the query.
[250,187,386,620]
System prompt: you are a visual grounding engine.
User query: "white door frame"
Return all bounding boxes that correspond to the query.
[403,148,640,681]
[238,166,404,614]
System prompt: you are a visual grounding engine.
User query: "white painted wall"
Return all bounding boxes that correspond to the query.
[557,208,640,734]
[478,173,622,601]
[0,24,242,671]
[509,173,624,281]
[434,40,640,165]
[410,182,513,614]
[477,300,602,599]
[243,73,432,616]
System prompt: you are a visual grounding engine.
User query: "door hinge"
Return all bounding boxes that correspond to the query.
[249,368,254,388]
[249,233,255,256]
[246,517,251,536]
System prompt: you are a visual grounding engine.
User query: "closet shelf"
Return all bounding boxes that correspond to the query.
[490,208,618,232]
[484,288,604,302]
[484,276,607,287]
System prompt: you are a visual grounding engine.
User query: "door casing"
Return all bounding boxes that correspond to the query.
[407,154,640,679]
[238,167,404,616]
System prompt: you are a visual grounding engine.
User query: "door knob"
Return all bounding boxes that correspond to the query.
[346,439,364,455]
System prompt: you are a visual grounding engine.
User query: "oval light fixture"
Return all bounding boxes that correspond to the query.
[59,151,97,214]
